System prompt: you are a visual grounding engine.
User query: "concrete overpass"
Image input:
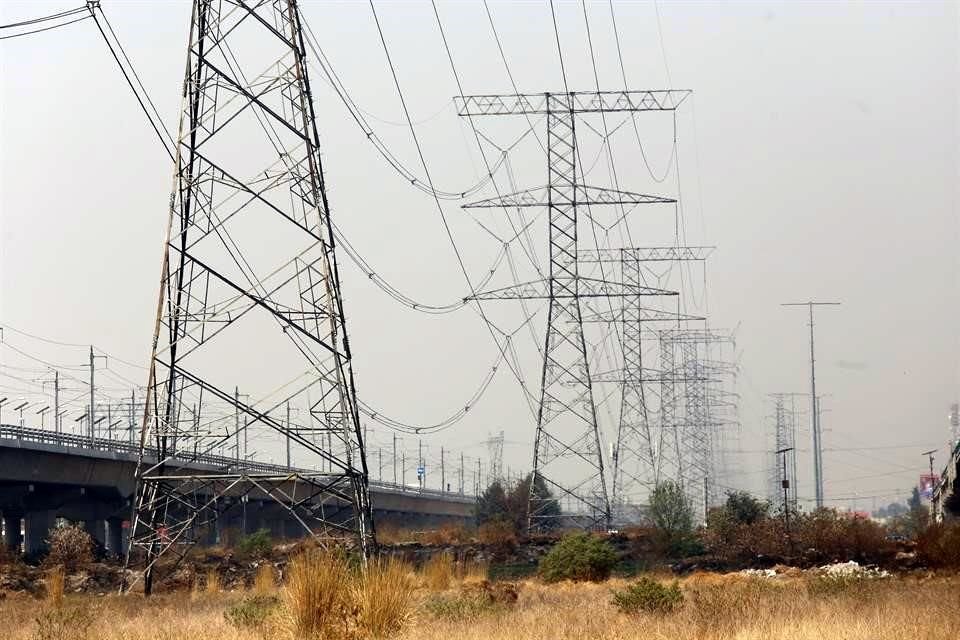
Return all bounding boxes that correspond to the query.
[0,424,475,555]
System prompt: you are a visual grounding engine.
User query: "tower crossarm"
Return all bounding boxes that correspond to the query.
[463,186,675,209]
[466,278,677,301]
[579,246,715,263]
[454,90,692,116]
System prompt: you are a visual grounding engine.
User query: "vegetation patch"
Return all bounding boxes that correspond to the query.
[539,533,617,583]
[224,595,279,629]
[611,576,684,614]
[236,529,273,558]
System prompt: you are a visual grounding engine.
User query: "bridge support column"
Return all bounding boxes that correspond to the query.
[2,511,23,554]
[106,518,123,556]
[84,519,106,549]
[24,510,55,555]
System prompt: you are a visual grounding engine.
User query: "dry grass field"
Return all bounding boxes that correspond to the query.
[2,557,959,640]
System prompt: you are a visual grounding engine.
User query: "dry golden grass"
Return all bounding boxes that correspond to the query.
[2,571,959,640]
[354,556,416,638]
[281,548,352,638]
[420,552,455,591]
[205,568,222,594]
[45,565,65,609]
[252,563,276,595]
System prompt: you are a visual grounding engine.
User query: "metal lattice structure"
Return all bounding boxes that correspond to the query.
[456,91,688,531]
[578,247,710,523]
[657,329,737,517]
[768,393,799,511]
[127,0,373,594]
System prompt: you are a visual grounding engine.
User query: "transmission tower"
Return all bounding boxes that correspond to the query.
[768,393,799,512]
[127,0,373,594]
[579,246,711,523]
[657,329,735,516]
[456,91,689,531]
[486,430,504,483]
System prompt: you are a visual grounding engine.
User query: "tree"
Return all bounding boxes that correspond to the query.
[475,473,561,534]
[723,491,770,525]
[476,480,509,526]
[648,480,695,556]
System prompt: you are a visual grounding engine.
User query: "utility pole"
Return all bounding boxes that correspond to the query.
[286,402,291,470]
[234,387,240,468]
[460,452,464,494]
[402,451,406,488]
[781,301,840,508]
[54,371,60,433]
[703,475,709,522]
[441,446,446,493]
[777,446,794,553]
[418,438,423,491]
[88,347,107,444]
[129,389,135,444]
[922,449,937,511]
[392,433,397,485]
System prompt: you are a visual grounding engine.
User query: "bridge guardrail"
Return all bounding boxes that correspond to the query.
[0,424,473,502]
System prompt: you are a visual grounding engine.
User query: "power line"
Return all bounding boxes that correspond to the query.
[0,13,89,40]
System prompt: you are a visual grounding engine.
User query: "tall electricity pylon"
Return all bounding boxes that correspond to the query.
[127,0,373,594]
[578,246,711,523]
[768,393,799,512]
[456,91,689,531]
[657,328,735,517]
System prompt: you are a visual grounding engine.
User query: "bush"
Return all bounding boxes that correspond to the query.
[45,524,94,572]
[354,556,415,637]
[224,595,279,629]
[236,529,272,558]
[424,581,518,620]
[425,593,500,620]
[915,523,960,568]
[421,552,455,590]
[538,533,617,583]
[611,576,683,614]
[281,549,353,638]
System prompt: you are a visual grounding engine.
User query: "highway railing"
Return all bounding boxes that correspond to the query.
[0,423,473,501]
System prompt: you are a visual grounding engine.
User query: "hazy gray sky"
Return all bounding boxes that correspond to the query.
[1,1,957,510]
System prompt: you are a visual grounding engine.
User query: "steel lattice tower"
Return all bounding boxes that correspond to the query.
[456,91,689,531]
[127,0,373,593]
[578,247,709,523]
[657,329,735,516]
[768,393,799,511]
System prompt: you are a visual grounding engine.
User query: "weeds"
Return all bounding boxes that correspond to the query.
[421,552,455,590]
[224,595,280,629]
[354,557,415,637]
[281,548,353,638]
[253,563,276,595]
[45,566,65,609]
[205,569,222,594]
[236,529,273,559]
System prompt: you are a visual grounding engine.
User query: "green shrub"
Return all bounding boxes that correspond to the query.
[423,593,501,620]
[224,595,279,628]
[538,533,617,583]
[236,528,272,558]
[611,576,683,614]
